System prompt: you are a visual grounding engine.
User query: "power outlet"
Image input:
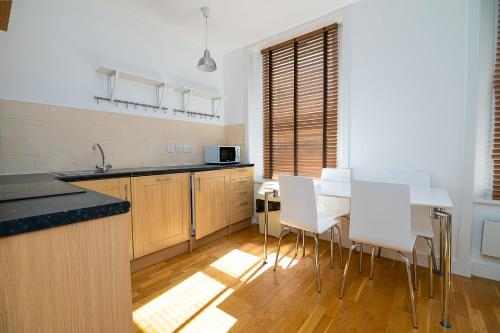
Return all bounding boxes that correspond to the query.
[167,144,174,153]
[175,144,183,153]
[183,145,192,153]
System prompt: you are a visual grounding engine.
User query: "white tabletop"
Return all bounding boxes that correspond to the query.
[257,180,453,209]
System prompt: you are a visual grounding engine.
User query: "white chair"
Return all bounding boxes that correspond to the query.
[339,181,424,328]
[274,176,344,293]
[385,169,437,295]
[317,168,351,267]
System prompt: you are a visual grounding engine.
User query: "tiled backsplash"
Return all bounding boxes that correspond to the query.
[0,99,245,174]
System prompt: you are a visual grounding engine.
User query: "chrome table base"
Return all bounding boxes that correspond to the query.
[430,208,452,329]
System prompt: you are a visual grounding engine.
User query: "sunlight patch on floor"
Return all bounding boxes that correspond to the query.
[180,289,236,333]
[210,249,261,278]
[133,271,232,333]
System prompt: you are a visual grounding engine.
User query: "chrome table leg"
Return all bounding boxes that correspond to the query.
[431,208,452,329]
[369,246,376,280]
[264,190,278,264]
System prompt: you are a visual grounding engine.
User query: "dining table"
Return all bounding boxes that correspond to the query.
[256,180,454,329]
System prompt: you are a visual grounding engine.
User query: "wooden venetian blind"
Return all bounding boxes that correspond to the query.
[494,2,500,200]
[262,24,339,179]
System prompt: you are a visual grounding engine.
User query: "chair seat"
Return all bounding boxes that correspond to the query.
[350,234,417,254]
[281,207,341,234]
[412,219,434,238]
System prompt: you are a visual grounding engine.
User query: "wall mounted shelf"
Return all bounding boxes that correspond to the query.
[95,66,174,109]
[175,86,224,119]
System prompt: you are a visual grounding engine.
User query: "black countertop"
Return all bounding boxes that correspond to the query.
[0,163,253,238]
[54,163,254,181]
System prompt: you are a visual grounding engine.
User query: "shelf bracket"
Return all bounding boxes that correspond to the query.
[109,70,120,102]
[213,97,222,116]
[183,90,193,113]
[157,83,167,109]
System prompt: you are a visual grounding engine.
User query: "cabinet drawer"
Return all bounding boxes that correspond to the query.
[230,167,254,180]
[232,199,254,222]
[231,187,253,202]
[231,177,253,190]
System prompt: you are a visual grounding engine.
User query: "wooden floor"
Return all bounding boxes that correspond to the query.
[131,226,500,333]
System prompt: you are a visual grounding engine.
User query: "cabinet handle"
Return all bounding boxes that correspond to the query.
[124,184,128,201]
[197,177,201,191]
[156,177,171,182]
[238,201,249,207]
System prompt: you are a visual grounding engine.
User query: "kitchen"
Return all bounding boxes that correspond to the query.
[1,0,500,332]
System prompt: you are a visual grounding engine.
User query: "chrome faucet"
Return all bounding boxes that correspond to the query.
[92,143,112,173]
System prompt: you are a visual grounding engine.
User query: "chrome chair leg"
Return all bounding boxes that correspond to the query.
[377,247,382,258]
[314,233,321,293]
[334,224,344,268]
[273,226,285,271]
[340,244,360,299]
[397,251,418,328]
[412,246,418,290]
[302,230,306,256]
[295,228,300,256]
[369,246,376,280]
[359,244,363,273]
[429,237,438,273]
[424,237,434,298]
[330,227,334,269]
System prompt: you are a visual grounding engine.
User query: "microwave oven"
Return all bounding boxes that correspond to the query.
[205,146,241,164]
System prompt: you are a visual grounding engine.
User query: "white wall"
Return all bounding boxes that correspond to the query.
[235,0,492,277]
[470,0,500,280]
[0,0,226,124]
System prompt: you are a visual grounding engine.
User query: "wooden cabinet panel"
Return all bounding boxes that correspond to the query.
[131,173,191,258]
[72,177,134,260]
[193,169,231,239]
[229,167,255,224]
[230,167,254,180]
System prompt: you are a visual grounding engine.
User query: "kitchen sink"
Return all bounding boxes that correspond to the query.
[54,170,102,177]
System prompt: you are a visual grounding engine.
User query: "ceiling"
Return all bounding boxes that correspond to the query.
[136,0,357,54]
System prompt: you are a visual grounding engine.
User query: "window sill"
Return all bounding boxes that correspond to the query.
[474,198,500,206]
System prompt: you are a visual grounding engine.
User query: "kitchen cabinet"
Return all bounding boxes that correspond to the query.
[72,177,134,260]
[230,167,254,224]
[131,173,191,258]
[193,169,231,239]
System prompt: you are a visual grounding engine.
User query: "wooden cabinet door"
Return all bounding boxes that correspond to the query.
[193,169,230,239]
[72,178,134,260]
[131,173,191,258]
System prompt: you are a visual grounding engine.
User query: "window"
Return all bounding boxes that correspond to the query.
[262,24,339,179]
[494,2,500,200]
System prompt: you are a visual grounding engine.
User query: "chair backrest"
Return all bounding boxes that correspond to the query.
[321,168,351,183]
[279,176,318,231]
[386,169,430,188]
[349,181,413,253]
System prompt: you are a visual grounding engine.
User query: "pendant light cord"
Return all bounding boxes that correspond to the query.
[205,16,208,49]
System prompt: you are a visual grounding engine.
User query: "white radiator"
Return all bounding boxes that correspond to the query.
[481,219,500,258]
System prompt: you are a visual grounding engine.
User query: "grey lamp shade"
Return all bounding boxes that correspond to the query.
[197,49,217,72]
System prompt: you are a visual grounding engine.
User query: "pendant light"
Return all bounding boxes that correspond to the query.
[197,7,217,72]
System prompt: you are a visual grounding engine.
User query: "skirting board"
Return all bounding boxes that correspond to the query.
[131,218,252,273]
[471,260,500,281]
